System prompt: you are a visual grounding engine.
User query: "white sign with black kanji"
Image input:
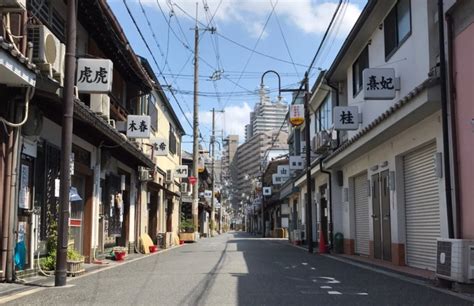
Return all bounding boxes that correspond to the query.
[263,187,272,196]
[174,165,188,178]
[152,138,168,156]
[126,115,151,138]
[363,68,399,100]
[204,190,212,198]
[76,59,113,93]
[289,156,304,170]
[277,165,290,177]
[333,106,360,130]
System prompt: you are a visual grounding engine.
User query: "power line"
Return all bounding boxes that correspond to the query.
[122,0,194,132]
[271,0,300,78]
[222,0,279,108]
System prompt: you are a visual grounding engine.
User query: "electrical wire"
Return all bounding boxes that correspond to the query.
[271,0,300,78]
[222,0,279,109]
[122,0,194,133]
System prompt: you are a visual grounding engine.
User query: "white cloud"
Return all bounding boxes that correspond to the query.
[199,102,252,143]
[137,0,362,39]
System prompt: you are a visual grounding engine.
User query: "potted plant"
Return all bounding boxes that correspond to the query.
[112,246,127,261]
[66,248,85,276]
[179,218,195,242]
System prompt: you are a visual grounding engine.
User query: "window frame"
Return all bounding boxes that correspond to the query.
[352,45,369,97]
[384,0,412,61]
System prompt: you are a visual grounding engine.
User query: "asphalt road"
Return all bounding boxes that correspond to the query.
[4,232,472,305]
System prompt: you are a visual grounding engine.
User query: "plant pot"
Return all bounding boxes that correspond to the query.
[114,251,126,261]
[149,245,158,253]
[66,259,85,276]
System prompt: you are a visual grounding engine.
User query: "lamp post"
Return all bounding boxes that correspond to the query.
[260,70,313,253]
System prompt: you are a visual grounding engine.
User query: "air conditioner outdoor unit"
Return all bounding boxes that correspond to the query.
[313,130,332,154]
[90,94,110,120]
[138,167,152,182]
[28,25,61,75]
[436,238,474,284]
[53,43,66,86]
[165,169,174,183]
[180,183,189,194]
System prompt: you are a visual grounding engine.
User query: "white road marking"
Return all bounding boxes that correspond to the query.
[357,293,369,296]
[302,262,308,265]
[311,267,316,270]
[328,291,342,295]
[320,286,332,289]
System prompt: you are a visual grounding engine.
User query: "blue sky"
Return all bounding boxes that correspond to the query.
[108,0,367,153]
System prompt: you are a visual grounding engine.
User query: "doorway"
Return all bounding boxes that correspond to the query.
[148,191,158,239]
[319,184,328,248]
[371,170,391,261]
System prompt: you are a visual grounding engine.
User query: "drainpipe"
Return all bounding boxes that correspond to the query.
[319,159,333,250]
[438,0,454,239]
[1,129,13,281]
[445,14,461,239]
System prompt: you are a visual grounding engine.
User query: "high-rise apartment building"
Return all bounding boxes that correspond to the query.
[244,86,288,142]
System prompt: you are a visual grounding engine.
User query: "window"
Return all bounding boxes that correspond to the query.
[148,95,158,132]
[384,0,411,58]
[169,124,177,155]
[315,94,333,132]
[352,46,369,96]
[28,0,66,42]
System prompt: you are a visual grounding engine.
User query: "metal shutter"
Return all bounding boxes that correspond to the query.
[404,142,440,270]
[354,174,369,255]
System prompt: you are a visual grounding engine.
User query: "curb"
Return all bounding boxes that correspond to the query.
[0,244,185,304]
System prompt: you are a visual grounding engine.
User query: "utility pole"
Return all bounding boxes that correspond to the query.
[56,0,76,286]
[303,72,313,254]
[210,108,224,236]
[192,2,200,235]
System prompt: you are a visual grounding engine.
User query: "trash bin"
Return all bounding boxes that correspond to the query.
[334,232,344,254]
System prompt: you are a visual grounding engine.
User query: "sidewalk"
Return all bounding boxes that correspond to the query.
[0,244,184,300]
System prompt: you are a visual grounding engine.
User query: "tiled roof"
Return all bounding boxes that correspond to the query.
[326,77,440,161]
[0,36,38,73]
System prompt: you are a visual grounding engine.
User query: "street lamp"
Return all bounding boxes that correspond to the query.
[260,70,313,254]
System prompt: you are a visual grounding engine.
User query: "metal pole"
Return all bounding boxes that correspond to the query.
[55,0,76,286]
[211,108,215,235]
[191,3,200,234]
[304,72,313,253]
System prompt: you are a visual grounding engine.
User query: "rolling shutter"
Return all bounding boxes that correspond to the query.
[354,173,369,255]
[404,142,440,270]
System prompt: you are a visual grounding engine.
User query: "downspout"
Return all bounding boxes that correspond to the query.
[0,129,13,281]
[319,159,333,249]
[445,13,461,239]
[438,0,454,239]
[325,81,340,249]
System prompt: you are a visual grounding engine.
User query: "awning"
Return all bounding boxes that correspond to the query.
[0,37,37,87]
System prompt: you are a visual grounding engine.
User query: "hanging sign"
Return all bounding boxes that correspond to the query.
[272,173,288,185]
[76,58,113,93]
[263,187,272,196]
[174,165,189,178]
[198,156,205,173]
[204,190,212,198]
[289,155,304,170]
[333,106,360,130]
[289,104,304,126]
[152,138,168,156]
[126,115,151,138]
[277,165,290,177]
[19,165,30,209]
[363,68,399,100]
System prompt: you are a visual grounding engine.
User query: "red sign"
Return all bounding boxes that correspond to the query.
[188,176,197,185]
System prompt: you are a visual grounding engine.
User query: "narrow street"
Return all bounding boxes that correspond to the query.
[3,232,471,305]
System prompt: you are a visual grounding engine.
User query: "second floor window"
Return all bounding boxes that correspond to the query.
[384,0,411,59]
[315,94,333,133]
[169,124,177,155]
[352,46,369,96]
